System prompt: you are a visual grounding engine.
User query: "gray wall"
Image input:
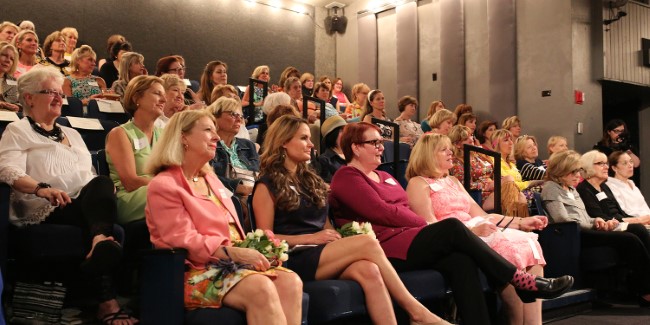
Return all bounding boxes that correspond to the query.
[4,0,316,85]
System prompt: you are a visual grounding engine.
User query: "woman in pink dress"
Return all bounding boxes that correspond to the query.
[406,133,548,325]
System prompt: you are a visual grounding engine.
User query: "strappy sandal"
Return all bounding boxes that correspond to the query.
[100,308,138,325]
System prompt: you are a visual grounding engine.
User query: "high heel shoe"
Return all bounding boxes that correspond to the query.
[410,319,454,325]
[515,275,574,303]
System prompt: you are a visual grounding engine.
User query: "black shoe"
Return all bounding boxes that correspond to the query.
[516,275,574,303]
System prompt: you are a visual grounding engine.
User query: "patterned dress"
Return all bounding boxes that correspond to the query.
[421,176,545,270]
[394,117,423,148]
[450,154,494,202]
[67,75,101,100]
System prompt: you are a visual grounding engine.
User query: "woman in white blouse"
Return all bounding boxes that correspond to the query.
[0,67,136,324]
[607,151,650,218]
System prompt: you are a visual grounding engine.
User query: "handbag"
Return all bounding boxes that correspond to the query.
[10,281,66,324]
[226,164,258,188]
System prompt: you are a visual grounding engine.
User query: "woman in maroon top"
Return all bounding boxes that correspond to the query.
[329,122,574,325]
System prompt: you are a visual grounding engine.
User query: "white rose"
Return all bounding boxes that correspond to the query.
[352,221,361,232]
[247,232,255,239]
[362,222,373,232]
[265,245,272,252]
[280,253,289,261]
[254,229,264,237]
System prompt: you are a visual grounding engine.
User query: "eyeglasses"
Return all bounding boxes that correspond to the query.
[225,111,243,120]
[168,67,186,73]
[611,128,625,134]
[569,168,584,175]
[359,139,384,149]
[593,161,609,167]
[37,89,66,98]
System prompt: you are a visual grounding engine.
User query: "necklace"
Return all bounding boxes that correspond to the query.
[187,176,200,183]
[27,116,65,142]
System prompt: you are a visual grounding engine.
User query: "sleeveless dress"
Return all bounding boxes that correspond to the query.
[67,75,101,100]
[256,175,327,281]
[421,176,545,270]
[107,121,161,224]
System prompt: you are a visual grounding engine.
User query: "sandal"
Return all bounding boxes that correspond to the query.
[100,308,138,325]
[81,240,122,275]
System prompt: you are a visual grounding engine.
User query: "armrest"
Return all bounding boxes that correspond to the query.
[0,183,10,276]
[140,248,187,325]
[537,222,581,279]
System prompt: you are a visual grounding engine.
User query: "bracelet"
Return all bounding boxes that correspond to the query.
[222,246,231,261]
[501,217,515,230]
[33,182,51,196]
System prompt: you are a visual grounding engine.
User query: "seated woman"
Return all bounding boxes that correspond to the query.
[514,135,547,182]
[198,60,228,106]
[502,116,522,138]
[406,133,548,325]
[312,81,341,119]
[111,52,146,100]
[427,109,455,136]
[253,115,450,325]
[421,100,445,132]
[547,135,568,156]
[345,83,370,120]
[593,119,640,168]
[155,55,202,108]
[452,103,472,122]
[362,89,393,140]
[457,112,481,146]
[331,78,350,111]
[329,122,573,324]
[106,75,164,225]
[576,150,650,227]
[394,96,423,148]
[286,77,318,124]
[276,66,300,93]
[0,42,20,112]
[0,67,134,324]
[300,72,314,98]
[12,30,40,79]
[241,65,271,125]
[97,34,126,69]
[40,31,70,75]
[256,92,293,148]
[607,151,650,218]
[0,21,19,43]
[155,73,187,128]
[61,27,79,60]
[145,110,302,324]
[493,129,544,217]
[208,97,259,197]
[477,120,497,151]
[316,115,347,183]
[448,125,496,211]
[99,41,132,91]
[541,150,650,305]
[63,45,107,105]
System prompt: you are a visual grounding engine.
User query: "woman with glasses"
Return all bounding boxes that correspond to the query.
[594,119,640,168]
[208,97,260,197]
[607,151,650,219]
[406,133,549,325]
[155,55,202,107]
[576,150,650,227]
[253,116,451,325]
[0,67,135,324]
[105,76,165,225]
[541,150,650,306]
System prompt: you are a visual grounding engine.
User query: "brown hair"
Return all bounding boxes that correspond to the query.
[398,96,418,113]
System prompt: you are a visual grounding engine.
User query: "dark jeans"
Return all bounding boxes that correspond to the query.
[390,218,516,325]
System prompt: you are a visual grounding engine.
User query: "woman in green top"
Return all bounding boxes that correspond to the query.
[106,75,165,224]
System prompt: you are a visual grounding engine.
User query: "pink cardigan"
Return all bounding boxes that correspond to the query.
[145,166,244,268]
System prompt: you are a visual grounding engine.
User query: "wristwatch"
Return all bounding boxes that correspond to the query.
[34,182,52,195]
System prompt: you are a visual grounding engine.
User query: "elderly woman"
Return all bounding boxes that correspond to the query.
[547,136,568,156]
[594,119,640,168]
[0,42,20,111]
[207,97,259,197]
[0,67,134,324]
[427,109,455,136]
[421,100,445,132]
[105,75,164,225]
[63,45,107,105]
[60,27,78,59]
[576,150,650,227]
[197,60,228,105]
[407,133,548,324]
[256,92,292,148]
[312,81,341,119]
[145,109,302,323]
[329,122,573,325]
[514,135,546,182]
[300,72,314,98]
[362,89,393,140]
[153,73,187,129]
[502,116,522,138]
[607,151,650,218]
[242,65,271,125]
[541,150,650,305]
[477,120,497,151]
[99,41,133,90]
[40,31,70,75]
[110,52,146,100]
[12,30,40,79]
[394,95,423,148]
[345,83,370,120]
[253,115,450,325]
[316,115,347,183]
[0,21,19,43]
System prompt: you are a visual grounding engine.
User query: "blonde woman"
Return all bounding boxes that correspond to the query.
[155,74,187,128]
[111,52,146,99]
[420,100,445,132]
[427,109,455,136]
[0,21,19,42]
[12,30,40,78]
[60,27,78,59]
[514,135,546,182]
[0,42,20,111]
[344,83,370,120]
[547,136,568,156]
[242,65,271,124]
[63,45,107,105]
[502,116,521,138]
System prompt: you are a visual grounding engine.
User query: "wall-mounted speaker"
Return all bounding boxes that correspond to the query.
[324,6,347,35]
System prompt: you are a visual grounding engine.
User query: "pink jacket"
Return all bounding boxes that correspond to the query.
[145,166,243,268]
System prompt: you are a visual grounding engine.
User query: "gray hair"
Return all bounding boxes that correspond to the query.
[262,92,291,115]
[580,150,607,179]
[17,66,65,115]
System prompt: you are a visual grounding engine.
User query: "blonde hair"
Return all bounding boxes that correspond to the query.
[491,129,514,163]
[123,75,164,116]
[580,150,607,179]
[260,115,327,211]
[299,72,314,84]
[12,30,38,54]
[146,110,216,176]
[117,51,144,84]
[207,96,242,118]
[447,125,472,159]
[210,84,240,103]
[60,27,78,40]
[502,115,520,130]
[70,45,96,71]
[251,65,270,79]
[0,22,19,35]
[406,133,452,181]
[546,150,582,184]
[513,135,538,161]
[0,42,18,75]
[547,136,567,155]
[426,100,445,119]
[159,73,186,92]
[428,109,456,130]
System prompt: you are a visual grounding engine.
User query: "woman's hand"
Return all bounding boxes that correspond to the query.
[36,187,72,207]
[519,216,547,231]
[228,246,271,271]
[0,101,20,112]
[485,180,495,192]
[605,219,619,231]
[235,183,253,196]
[527,180,545,188]
[593,217,609,231]
[309,229,341,244]
[471,223,497,237]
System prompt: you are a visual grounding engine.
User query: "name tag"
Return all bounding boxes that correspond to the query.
[218,188,228,199]
[133,137,148,150]
[183,79,192,86]
[429,182,443,192]
[6,79,17,86]
[88,80,99,87]
[385,178,397,186]
[596,192,608,201]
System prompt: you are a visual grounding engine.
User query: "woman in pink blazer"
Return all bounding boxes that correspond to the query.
[145,110,302,325]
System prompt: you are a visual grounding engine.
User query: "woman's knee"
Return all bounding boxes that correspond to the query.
[346,260,383,283]
[238,275,281,303]
[275,272,303,296]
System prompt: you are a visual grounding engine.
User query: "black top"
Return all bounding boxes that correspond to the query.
[576,180,630,222]
[98,60,119,91]
[255,175,327,236]
[316,148,346,183]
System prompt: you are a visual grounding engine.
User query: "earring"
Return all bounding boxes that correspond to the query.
[183,144,188,151]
